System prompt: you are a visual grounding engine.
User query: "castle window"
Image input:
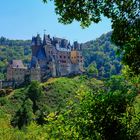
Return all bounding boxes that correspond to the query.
[64,56,66,59]
[62,60,66,63]
[60,55,62,58]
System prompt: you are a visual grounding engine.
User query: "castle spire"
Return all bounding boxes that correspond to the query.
[36,34,42,46]
[43,33,47,45]
[31,36,36,46]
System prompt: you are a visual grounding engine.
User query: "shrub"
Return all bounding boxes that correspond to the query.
[0,89,6,97]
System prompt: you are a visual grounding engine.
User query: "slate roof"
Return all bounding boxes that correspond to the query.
[30,56,38,68]
[36,47,46,59]
[11,60,26,69]
[53,37,62,43]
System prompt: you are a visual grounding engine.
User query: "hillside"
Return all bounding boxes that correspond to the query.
[82,32,122,78]
[0,76,103,115]
[0,75,140,139]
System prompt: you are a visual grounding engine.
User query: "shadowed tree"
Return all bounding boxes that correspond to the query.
[11,99,34,129]
[27,81,44,113]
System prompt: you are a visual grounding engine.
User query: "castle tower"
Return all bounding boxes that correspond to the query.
[7,63,13,81]
[31,34,47,78]
[43,34,52,46]
[31,34,42,57]
[43,34,53,64]
[30,60,41,82]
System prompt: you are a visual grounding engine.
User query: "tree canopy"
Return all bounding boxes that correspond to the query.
[43,0,140,74]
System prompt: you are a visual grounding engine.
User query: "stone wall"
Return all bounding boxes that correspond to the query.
[0,80,14,89]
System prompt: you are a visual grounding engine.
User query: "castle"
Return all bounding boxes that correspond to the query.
[3,34,84,88]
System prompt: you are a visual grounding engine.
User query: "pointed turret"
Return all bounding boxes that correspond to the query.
[31,36,36,46]
[31,34,42,57]
[43,34,51,46]
[36,34,42,46]
[73,41,80,51]
[43,34,47,45]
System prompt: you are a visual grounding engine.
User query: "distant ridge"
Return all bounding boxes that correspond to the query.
[0,36,31,47]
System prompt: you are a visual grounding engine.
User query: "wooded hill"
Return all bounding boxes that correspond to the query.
[82,32,122,78]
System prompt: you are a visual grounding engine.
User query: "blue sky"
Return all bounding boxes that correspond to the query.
[0,0,112,43]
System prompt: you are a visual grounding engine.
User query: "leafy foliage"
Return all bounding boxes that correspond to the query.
[40,75,140,140]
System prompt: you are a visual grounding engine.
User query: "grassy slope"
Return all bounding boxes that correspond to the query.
[0,76,103,116]
[42,76,103,110]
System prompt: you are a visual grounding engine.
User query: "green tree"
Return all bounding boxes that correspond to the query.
[11,99,34,129]
[27,81,44,113]
[43,0,140,74]
[87,62,98,77]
